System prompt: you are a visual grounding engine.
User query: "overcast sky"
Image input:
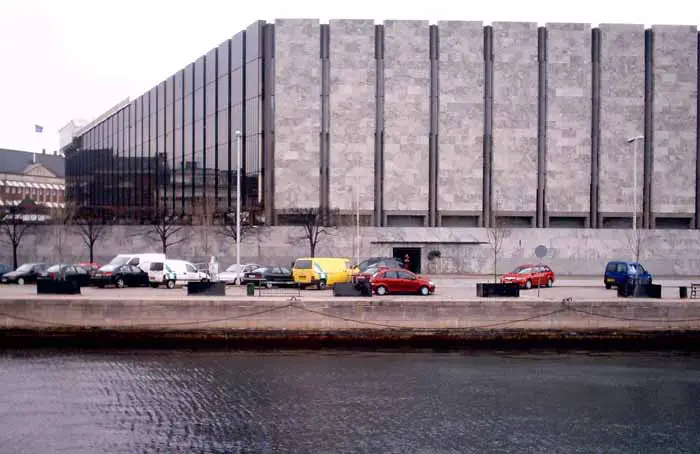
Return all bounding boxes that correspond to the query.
[0,0,698,153]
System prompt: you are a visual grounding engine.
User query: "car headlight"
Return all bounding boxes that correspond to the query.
[429,281,434,286]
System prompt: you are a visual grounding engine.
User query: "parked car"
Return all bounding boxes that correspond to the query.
[501,264,556,289]
[371,268,435,296]
[92,264,150,288]
[292,257,353,289]
[217,263,261,285]
[242,266,294,288]
[38,264,91,288]
[1,263,49,285]
[355,257,404,272]
[0,264,12,279]
[77,262,102,277]
[102,253,166,273]
[604,261,652,289]
[148,259,210,289]
[352,265,389,284]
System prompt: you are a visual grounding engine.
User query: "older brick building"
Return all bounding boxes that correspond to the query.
[0,148,66,213]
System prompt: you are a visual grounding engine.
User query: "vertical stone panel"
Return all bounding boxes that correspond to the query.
[437,21,484,214]
[383,20,431,213]
[328,19,376,212]
[652,25,698,216]
[599,24,645,216]
[273,19,321,210]
[491,22,539,214]
[545,23,592,216]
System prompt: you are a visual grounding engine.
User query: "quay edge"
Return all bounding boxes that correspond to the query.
[2,297,700,350]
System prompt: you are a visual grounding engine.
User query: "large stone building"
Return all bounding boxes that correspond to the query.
[55,19,700,274]
[0,148,66,212]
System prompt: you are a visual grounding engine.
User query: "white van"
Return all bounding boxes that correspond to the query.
[148,259,209,289]
[102,253,166,273]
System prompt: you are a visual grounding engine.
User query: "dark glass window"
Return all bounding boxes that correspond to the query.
[184,63,194,95]
[244,60,260,100]
[184,94,193,126]
[218,107,230,146]
[175,70,184,100]
[232,67,244,105]
[217,75,229,110]
[206,48,216,82]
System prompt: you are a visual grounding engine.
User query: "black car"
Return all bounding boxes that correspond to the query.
[242,266,294,288]
[1,263,49,285]
[38,264,91,288]
[356,257,404,272]
[92,264,150,288]
[0,264,11,279]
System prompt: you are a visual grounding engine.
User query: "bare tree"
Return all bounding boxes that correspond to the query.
[288,207,339,257]
[50,202,75,263]
[195,196,217,259]
[625,229,646,263]
[0,204,36,269]
[148,210,185,254]
[218,208,260,243]
[73,208,112,264]
[486,200,510,283]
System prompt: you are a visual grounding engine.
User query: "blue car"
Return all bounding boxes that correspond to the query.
[0,264,11,279]
[604,261,652,289]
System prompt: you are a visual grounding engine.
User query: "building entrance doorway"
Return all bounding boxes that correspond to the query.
[393,247,421,274]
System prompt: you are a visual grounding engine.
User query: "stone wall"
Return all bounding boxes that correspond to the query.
[491,22,539,215]
[382,20,431,214]
[3,225,700,277]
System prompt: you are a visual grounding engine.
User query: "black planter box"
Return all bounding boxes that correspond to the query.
[617,282,662,298]
[187,281,226,296]
[476,283,520,298]
[333,282,372,297]
[37,279,81,295]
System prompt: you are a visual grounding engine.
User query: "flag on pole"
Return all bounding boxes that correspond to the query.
[34,124,44,133]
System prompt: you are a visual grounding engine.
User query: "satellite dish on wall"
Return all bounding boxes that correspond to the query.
[535,245,548,259]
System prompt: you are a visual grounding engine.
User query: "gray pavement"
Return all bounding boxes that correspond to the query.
[0,276,694,300]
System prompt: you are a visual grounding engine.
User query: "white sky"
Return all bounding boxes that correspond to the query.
[0,0,698,153]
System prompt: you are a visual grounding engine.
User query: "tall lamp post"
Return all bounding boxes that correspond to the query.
[235,130,242,285]
[626,135,644,247]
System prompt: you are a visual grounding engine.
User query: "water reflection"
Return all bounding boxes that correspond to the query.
[1,351,699,453]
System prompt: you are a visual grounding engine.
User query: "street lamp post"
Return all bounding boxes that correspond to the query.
[235,130,242,285]
[627,135,644,295]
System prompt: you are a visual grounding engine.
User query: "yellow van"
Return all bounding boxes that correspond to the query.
[292,257,353,289]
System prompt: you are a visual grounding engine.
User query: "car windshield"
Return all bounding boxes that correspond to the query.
[226,264,242,272]
[252,267,267,273]
[108,256,130,266]
[46,265,61,272]
[15,264,33,272]
[512,266,531,274]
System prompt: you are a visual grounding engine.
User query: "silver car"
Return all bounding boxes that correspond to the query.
[217,263,261,285]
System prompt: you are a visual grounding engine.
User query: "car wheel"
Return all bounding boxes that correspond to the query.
[419,286,429,296]
[17,277,25,286]
[318,280,327,290]
[376,285,388,296]
[547,278,553,288]
[525,280,532,289]
[116,278,125,289]
[265,281,273,289]
[605,282,612,290]
[166,280,175,289]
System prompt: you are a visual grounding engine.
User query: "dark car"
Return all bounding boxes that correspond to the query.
[242,266,294,288]
[356,257,404,273]
[38,264,92,288]
[77,262,102,277]
[1,263,49,285]
[92,264,150,288]
[604,261,652,289]
[0,264,12,279]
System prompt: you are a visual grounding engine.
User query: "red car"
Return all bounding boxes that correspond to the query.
[371,268,435,296]
[500,264,555,289]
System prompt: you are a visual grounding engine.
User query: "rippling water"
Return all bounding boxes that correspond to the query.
[1,350,699,453]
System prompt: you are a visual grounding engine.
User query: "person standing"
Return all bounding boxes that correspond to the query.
[208,256,219,282]
[403,254,410,271]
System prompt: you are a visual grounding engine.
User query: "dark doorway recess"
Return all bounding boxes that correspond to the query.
[393,247,422,274]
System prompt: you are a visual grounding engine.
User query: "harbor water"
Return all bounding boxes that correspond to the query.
[1,350,699,453]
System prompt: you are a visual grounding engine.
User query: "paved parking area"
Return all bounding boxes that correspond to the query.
[0,276,695,300]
